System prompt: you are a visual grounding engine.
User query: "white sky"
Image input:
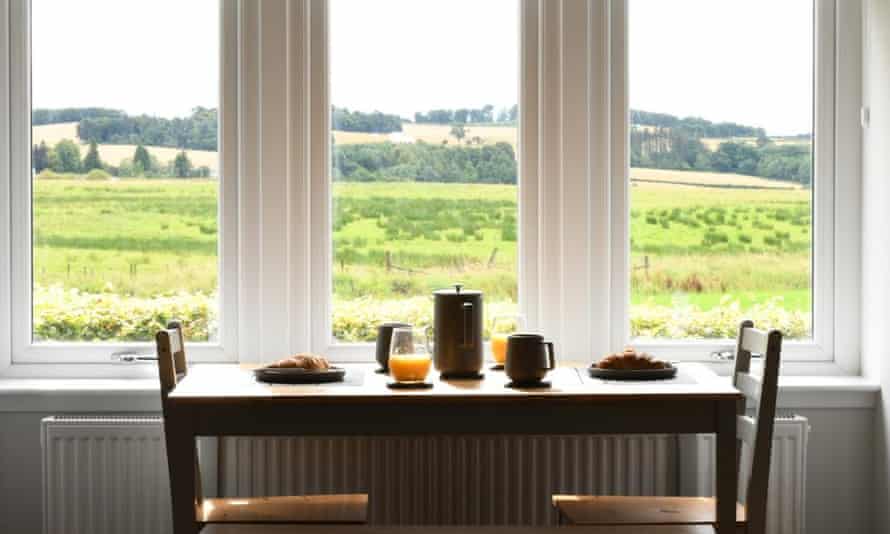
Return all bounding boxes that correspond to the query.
[31,0,219,118]
[32,0,812,136]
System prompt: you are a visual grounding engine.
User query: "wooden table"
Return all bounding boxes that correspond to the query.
[166,363,741,534]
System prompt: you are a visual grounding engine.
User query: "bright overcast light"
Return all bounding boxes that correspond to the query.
[31,0,219,118]
[33,0,812,135]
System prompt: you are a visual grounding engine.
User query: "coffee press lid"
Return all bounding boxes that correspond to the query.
[433,283,482,296]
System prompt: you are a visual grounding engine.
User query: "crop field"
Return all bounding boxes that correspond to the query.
[32,170,812,342]
[333,122,518,148]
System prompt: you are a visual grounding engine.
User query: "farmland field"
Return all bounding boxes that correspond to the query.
[32,168,811,342]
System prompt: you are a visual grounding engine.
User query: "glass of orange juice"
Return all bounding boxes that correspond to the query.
[490,314,525,367]
[388,327,433,383]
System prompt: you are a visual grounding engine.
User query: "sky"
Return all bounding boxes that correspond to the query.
[32,0,813,136]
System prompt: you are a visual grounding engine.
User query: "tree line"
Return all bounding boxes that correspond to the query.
[630,110,766,138]
[75,106,218,151]
[332,107,403,133]
[333,141,516,184]
[631,127,811,185]
[414,104,518,125]
[32,139,209,178]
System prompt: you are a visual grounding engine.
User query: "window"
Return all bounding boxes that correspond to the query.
[5,0,235,365]
[627,0,816,343]
[329,0,520,344]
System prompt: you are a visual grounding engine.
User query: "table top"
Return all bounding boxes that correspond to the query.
[169,362,740,405]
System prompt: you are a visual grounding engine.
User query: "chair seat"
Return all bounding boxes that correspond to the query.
[199,494,368,524]
[552,495,745,526]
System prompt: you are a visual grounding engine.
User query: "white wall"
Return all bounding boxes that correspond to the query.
[863,1,890,533]
[0,404,874,534]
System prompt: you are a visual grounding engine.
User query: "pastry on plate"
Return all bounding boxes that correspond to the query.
[268,353,330,370]
[594,347,668,370]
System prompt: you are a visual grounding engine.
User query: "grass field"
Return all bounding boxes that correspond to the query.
[29,120,812,341]
[32,172,812,341]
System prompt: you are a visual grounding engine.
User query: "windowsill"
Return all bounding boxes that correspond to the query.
[0,365,878,413]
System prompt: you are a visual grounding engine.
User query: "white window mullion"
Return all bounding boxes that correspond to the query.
[609,0,630,353]
[536,0,566,348]
[519,0,541,331]
[287,0,312,356]
[0,0,11,372]
[8,0,30,363]
[308,0,332,356]
[236,0,263,363]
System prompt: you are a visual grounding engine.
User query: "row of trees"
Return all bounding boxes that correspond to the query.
[32,107,125,126]
[32,140,209,178]
[333,141,517,184]
[630,128,811,185]
[76,107,218,151]
[414,104,518,125]
[332,107,403,133]
[630,110,766,139]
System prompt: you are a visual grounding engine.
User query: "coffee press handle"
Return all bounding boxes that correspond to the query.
[462,302,474,348]
[544,341,556,370]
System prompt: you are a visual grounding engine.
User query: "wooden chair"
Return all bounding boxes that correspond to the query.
[552,320,782,534]
[156,321,368,526]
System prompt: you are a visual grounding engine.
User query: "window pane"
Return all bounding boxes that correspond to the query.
[31,0,220,342]
[330,0,519,342]
[629,0,813,340]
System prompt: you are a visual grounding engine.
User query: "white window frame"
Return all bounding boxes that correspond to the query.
[0,0,862,376]
[611,0,862,372]
[0,0,239,375]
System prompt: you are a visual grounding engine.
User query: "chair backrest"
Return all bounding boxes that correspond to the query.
[156,320,187,402]
[155,321,204,505]
[733,319,782,534]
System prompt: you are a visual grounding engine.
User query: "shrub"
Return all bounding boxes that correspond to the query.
[85,168,112,181]
[738,233,753,244]
[36,169,63,180]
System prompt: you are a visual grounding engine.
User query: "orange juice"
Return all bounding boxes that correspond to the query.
[389,353,432,382]
[491,333,509,364]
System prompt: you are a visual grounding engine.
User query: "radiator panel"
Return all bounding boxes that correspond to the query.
[41,416,808,534]
[219,434,678,525]
[41,416,171,534]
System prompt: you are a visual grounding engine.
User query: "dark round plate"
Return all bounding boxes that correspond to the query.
[387,381,433,389]
[254,366,346,384]
[588,364,677,381]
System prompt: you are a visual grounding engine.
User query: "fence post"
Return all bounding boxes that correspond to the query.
[487,247,499,268]
[644,255,650,278]
[385,251,392,272]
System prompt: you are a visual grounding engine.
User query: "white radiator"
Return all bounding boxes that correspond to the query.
[680,414,810,534]
[41,416,172,534]
[41,416,808,532]
[219,435,678,525]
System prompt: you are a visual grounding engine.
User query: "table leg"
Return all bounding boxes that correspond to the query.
[165,415,201,534]
[716,399,738,534]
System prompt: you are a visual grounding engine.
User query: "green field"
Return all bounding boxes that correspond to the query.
[32,173,812,342]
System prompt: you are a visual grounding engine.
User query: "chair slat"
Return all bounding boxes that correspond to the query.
[735,372,762,405]
[740,327,769,355]
[736,415,757,446]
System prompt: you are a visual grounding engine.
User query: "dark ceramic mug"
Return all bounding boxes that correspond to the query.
[375,322,412,371]
[505,333,555,384]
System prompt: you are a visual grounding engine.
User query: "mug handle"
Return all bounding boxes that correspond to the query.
[424,325,434,354]
[544,341,556,370]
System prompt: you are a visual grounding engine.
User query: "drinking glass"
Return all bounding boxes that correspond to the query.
[388,327,432,383]
[490,314,526,365]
